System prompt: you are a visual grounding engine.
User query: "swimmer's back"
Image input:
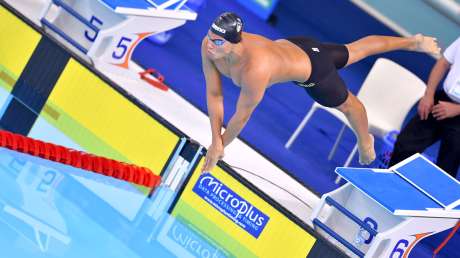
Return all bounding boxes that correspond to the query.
[241,32,312,85]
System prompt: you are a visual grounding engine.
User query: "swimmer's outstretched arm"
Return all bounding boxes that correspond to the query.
[221,82,265,147]
[202,65,267,172]
[201,39,225,172]
[202,40,224,145]
[203,79,265,172]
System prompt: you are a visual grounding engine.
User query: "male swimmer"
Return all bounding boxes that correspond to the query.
[201,12,440,172]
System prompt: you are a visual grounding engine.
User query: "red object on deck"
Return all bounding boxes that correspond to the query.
[0,130,161,188]
[139,68,169,91]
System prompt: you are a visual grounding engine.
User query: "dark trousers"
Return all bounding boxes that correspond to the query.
[389,91,460,178]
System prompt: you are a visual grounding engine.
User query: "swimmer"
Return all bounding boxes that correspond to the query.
[201,12,440,172]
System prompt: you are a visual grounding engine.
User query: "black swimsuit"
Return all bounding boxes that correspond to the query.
[286,37,350,107]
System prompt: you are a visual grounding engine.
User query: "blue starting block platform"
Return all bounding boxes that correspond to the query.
[311,154,460,257]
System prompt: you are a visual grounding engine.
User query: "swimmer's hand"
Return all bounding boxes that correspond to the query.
[202,141,225,174]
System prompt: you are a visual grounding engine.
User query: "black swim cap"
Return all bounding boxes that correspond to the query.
[210,12,243,44]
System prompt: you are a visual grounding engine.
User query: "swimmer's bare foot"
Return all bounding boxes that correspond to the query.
[358,134,375,165]
[410,34,441,56]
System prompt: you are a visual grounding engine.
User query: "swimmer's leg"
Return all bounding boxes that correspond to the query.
[335,92,375,165]
[344,34,440,67]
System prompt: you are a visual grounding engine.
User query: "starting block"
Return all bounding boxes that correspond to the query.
[39,0,197,80]
[311,153,460,257]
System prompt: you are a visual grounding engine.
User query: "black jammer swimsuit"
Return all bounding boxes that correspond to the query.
[286,37,350,107]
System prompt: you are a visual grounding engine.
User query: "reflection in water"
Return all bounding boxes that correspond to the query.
[0,147,228,258]
[157,216,231,258]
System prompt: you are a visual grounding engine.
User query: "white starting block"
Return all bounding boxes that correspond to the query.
[311,154,460,257]
[39,0,197,80]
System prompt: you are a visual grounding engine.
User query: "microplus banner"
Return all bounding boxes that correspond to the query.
[193,173,269,238]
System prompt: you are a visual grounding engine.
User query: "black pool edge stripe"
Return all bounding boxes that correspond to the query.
[159,138,184,178]
[167,142,202,215]
[1,3,346,256]
[2,36,71,135]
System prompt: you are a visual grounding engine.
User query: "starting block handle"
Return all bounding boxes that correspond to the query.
[313,218,365,258]
[41,0,101,54]
[325,196,379,236]
[41,19,88,54]
[312,196,380,258]
[52,0,100,32]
